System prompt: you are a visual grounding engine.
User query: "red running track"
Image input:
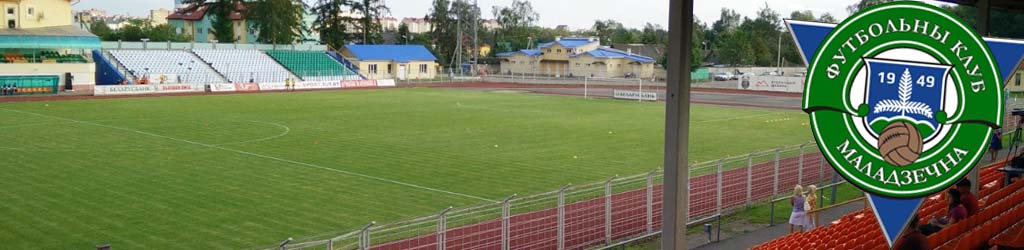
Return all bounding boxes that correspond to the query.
[370,152,834,250]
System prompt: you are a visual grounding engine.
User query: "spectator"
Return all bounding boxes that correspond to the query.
[920,188,967,235]
[806,185,818,229]
[956,179,979,217]
[2,84,8,96]
[991,130,1003,161]
[895,214,929,250]
[789,185,809,233]
[11,84,16,95]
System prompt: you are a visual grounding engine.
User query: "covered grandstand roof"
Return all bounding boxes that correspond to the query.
[0,25,100,49]
[344,45,437,62]
[575,47,656,63]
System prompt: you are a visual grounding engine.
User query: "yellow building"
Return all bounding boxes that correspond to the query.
[497,37,656,78]
[339,45,438,80]
[0,0,98,93]
[0,0,73,29]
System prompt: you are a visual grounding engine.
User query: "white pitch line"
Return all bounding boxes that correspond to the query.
[1,108,496,203]
[697,112,782,123]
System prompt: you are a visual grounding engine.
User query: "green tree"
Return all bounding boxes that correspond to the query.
[818,13,837,23]
[350,0,389,44]
[640,23,668,45]
[847,0,895,14]
[88,20,117,41]
[397,22,411,44]
[789,10,816,22]
[182,0,240,43]
[312,0,353,49]
[428,0,454,65]
[247,0,306,44]
[592,19,623,45]
[147,24,191,42]
[119,22,146,41]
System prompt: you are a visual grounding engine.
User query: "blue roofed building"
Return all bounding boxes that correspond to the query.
[497,37,656,79]
[339,45,439,80]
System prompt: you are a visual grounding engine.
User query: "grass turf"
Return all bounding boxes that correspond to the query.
[0,88,810,249]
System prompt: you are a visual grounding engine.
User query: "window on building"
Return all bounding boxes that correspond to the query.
[420,64,428,73]
[387,64,393,74]
[557,49,562,53]
[1018,73,1022,86]
[26,7,34,17]
[547,49,552,53]
[6,7,14,15]
[369,64,378,74]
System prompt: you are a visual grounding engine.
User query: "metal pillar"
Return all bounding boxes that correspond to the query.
[501,194,515,250]
[604,177,615,245]
[662,0,695,249]
[557,185,571,250]
[746,153,753,208]
[437,207,453,250]
[646,170,654,234]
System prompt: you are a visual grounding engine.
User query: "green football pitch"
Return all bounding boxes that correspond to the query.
[0,88,810,249]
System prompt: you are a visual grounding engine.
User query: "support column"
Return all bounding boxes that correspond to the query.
[662,0,695,249]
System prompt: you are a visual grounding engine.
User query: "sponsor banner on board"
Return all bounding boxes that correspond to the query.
[156,84,205,93]
[341,80,378,88]
[94,85,157,95]
[612,90,657,101]
[295,81,342,90]
[258,82,287,91]
[377,79,396,87]
[234,83,260,92]
[209,83,237,92]
[737,76,804,93]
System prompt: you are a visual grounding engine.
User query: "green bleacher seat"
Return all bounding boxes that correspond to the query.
[266,50,358,81]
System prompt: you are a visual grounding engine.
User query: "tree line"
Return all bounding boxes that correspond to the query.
[85,0,1024,69]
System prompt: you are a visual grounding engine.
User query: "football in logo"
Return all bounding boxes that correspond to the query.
[802,1,1002,198]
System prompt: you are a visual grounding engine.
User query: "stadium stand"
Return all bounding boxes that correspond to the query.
[192,49,297,83]
[108,50,226,84]
[265,50,361,81]
[753,162,1016,250]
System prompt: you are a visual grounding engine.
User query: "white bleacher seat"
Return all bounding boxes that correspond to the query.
[192,49,297,83]
[108,50,226,84]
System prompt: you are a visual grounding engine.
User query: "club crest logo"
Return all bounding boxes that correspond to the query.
[803,1,1002,198]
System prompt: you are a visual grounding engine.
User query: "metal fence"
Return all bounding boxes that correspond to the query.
[275,141,843,250]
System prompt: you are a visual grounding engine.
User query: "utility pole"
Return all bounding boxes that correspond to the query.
[473,0,479,76]
[777,34,782,73]
[457,14,463,76]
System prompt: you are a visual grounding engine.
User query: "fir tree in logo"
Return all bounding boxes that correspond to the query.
[872,68,933,118]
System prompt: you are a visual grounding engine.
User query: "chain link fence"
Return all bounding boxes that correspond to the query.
[275,141,844,250]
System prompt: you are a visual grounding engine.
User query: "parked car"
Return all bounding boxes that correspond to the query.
[713,73,734,81]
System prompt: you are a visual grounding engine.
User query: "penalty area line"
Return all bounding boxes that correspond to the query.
[0,108,497,203]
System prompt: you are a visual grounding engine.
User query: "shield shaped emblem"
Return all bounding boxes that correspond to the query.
[863,58,951,141]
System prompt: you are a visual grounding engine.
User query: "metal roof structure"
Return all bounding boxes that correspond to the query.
[343,45,438,62]
[0,25,99,49]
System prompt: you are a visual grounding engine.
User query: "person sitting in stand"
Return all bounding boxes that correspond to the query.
[895,214,929,250]
[920,188,967,235]
[956,179,979,217]
[2,84,8,96]
[11,84,17,95]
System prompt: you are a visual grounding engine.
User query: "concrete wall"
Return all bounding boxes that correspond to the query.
[707,67,806,75]
[0,62,96,90]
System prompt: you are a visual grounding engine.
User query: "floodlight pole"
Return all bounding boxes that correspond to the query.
[662,0,694,249]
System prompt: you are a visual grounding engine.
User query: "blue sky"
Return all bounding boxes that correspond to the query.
[72,0,901,30]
